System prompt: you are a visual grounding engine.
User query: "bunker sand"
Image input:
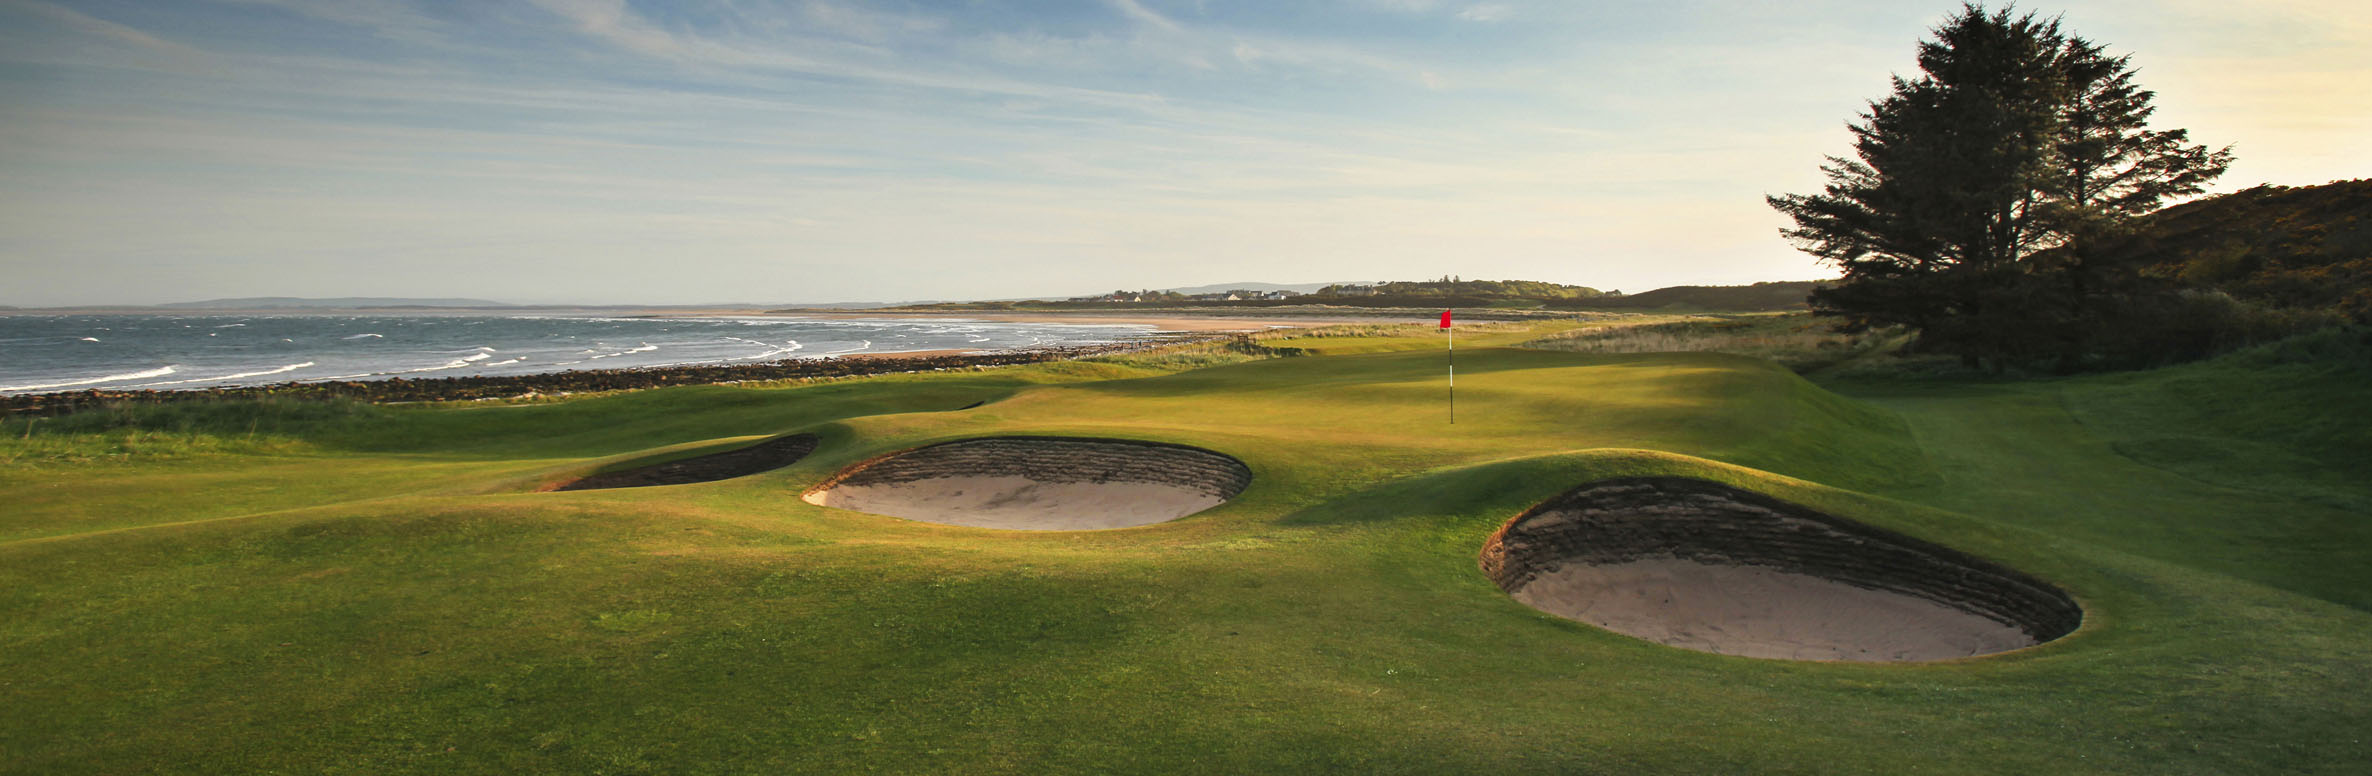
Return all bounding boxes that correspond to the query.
[1482,477,2081,662]
[1515,559,2038,661]
[803,437,1251,530]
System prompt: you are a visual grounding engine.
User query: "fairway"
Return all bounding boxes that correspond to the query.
[4,327,2368,774]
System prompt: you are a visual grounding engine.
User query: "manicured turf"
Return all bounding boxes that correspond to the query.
[4,325,2367,774]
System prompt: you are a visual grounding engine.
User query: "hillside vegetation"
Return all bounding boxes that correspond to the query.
[2114,179,2372,319]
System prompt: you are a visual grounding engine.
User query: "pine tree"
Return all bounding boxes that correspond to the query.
[2048,39,2232,223]
[1767,3,2231,368]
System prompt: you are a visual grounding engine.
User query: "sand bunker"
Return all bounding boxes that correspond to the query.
[549,434,819,491]
[1479,477,2081,662]
[802,436,1251,530]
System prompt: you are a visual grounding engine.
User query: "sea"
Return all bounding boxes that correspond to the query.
[0,312,1162,395]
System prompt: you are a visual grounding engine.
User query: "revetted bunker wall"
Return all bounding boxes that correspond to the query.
[1478,477,2083,644]
[808,436,1252,500]
[550,433,820,491]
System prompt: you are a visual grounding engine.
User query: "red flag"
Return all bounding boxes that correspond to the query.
[1439,309,1452,329]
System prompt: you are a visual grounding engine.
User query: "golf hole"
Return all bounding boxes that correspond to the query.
[802,436,1251,530]
[548,434,820,491]
[1479,477,2082,662]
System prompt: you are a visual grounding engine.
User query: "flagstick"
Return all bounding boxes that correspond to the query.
[1447,316,1456,425]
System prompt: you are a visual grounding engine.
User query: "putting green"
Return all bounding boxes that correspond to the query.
[3,326,2367,774]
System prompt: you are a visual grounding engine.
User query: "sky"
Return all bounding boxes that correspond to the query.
[1,0,2366,306]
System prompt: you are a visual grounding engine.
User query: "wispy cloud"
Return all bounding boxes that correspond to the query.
[3,0,206,56]
[0,0,2362,305]
[1103,0,1182,33]
[1457,4,1512,22]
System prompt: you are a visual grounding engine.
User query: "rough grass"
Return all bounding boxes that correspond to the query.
[3,321,2368,774]
[1517,313,1889,372]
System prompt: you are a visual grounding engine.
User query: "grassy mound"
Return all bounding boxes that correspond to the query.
[3,322,2368,774]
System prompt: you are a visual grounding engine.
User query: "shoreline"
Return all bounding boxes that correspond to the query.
[0,333,1251,417]
[772,310,1400,332]
[0,310,1366,411]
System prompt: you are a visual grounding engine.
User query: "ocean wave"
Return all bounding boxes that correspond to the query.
[300,352,501,382]
[585,343,658,360]
[80,337,101,342]
[400,354,492,374]
[214,323,246,328]
[2,365,178,392]
[131,362,317,388]
[343,333,383,340]
[712,338,805,363]
[824,340,873,355]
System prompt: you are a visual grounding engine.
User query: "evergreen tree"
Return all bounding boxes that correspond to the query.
[2041,36,2233,354]
[2048,38,2232,223]
[1768,3,2230,368]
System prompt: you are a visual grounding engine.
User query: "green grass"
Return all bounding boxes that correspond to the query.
[3,324,2367,774]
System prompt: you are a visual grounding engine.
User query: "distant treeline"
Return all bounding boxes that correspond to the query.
[1314,278,1609,299]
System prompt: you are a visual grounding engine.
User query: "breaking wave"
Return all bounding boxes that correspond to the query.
[2,365,178,392]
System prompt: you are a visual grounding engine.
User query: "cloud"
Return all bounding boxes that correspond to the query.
[1103,0,1183,33]
[1457,4,1512,22]
[526,0,694,60]
[5,0,2355,305]
[794,0,947,43]
[2,0,205,56]
[219,0,442,36]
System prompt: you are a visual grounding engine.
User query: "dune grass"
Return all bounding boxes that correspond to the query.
[2,323,2367,774]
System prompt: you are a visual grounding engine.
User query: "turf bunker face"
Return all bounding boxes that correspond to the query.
[1479,477,2081,662]
[802,436,1252,530]
[549,434,819,491]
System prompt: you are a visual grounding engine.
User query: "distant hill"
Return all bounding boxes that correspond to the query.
[1550,281,1823,312]
[1155,281,1352,296]
[2109,179,2372,320]
[899,278,1830,313]
[1316,279,1607,299]
[160,297,514,309]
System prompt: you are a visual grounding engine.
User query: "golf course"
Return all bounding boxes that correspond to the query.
[4,319,2367,774]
